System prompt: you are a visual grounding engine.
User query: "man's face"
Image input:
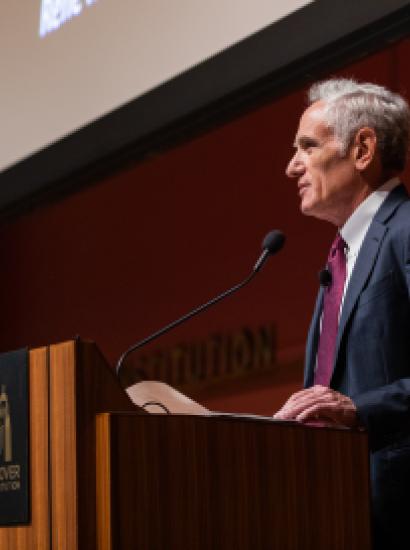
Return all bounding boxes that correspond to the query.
[286,101,359,226]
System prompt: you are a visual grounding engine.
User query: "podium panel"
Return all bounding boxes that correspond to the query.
[0,340,137,550]
[96,412,371,550]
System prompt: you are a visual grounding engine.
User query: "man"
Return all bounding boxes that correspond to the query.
[274,78,410,549]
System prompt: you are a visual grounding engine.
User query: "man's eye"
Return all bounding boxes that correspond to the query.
[304,141,317,150]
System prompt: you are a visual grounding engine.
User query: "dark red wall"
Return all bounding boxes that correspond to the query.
[1,39,409,414]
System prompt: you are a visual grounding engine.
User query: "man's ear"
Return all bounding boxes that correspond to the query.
[353,127,377,171]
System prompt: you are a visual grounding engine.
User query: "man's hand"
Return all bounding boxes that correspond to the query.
[273,385,358,428]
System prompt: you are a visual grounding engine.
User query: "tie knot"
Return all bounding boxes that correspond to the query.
[330,233,346,259]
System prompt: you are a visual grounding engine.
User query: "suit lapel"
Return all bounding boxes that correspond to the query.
[333,221,386,364]
[331,184,409,382]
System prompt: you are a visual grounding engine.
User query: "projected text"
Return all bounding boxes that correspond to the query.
[39,0,98,38]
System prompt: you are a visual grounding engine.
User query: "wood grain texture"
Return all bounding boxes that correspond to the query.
[96,414,112,550]
[74,340,142,549]
[49,341,78,550]
[27,348,50,550]
[0,340,140,549]
[100,414,371,550]
[0,347,50,549]
[48,340,140,550]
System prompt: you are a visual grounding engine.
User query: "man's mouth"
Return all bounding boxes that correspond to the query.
[298,182,309,195]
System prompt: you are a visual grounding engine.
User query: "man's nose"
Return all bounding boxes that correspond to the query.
[286,151,304,178]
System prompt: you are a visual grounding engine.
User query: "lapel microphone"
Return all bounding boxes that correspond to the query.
[116,230,285,375]
[319,268,332,287]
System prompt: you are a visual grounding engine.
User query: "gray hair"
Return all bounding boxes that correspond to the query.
[308,78,410,172]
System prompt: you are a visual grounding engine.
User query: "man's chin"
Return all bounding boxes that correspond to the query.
[300,202,337,225]
[300,201,325,221]
[300,200,315,216]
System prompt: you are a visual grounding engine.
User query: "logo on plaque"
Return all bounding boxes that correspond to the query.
[0,385,12,463]
[0,383,21,495]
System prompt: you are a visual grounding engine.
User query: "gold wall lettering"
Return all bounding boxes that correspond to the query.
[123,323,277,391]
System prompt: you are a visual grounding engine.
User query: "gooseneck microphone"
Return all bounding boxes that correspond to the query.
[254,231,286,272]
[116,230,285,375]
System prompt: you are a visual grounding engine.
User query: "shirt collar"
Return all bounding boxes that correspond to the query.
[340,177,400,256]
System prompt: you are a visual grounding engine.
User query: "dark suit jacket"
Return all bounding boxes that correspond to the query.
[304,184,410,548]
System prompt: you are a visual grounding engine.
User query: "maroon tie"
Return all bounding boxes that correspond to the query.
[314,234,347,386]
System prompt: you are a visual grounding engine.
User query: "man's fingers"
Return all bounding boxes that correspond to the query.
[296,400,357,428]
[296,402,339,422]
[281,385,328,405]
[275,388,338,419]
[273,387,357,428]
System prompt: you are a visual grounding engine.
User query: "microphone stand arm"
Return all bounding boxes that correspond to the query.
[116,270,257,375]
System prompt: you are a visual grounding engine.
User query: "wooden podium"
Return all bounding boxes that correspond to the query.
[0,340,372,549]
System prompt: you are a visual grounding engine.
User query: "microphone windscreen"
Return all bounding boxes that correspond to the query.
[262,230,286,255]
[319,268,332,287]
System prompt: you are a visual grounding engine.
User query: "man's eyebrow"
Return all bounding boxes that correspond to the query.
[293,135,320,148]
